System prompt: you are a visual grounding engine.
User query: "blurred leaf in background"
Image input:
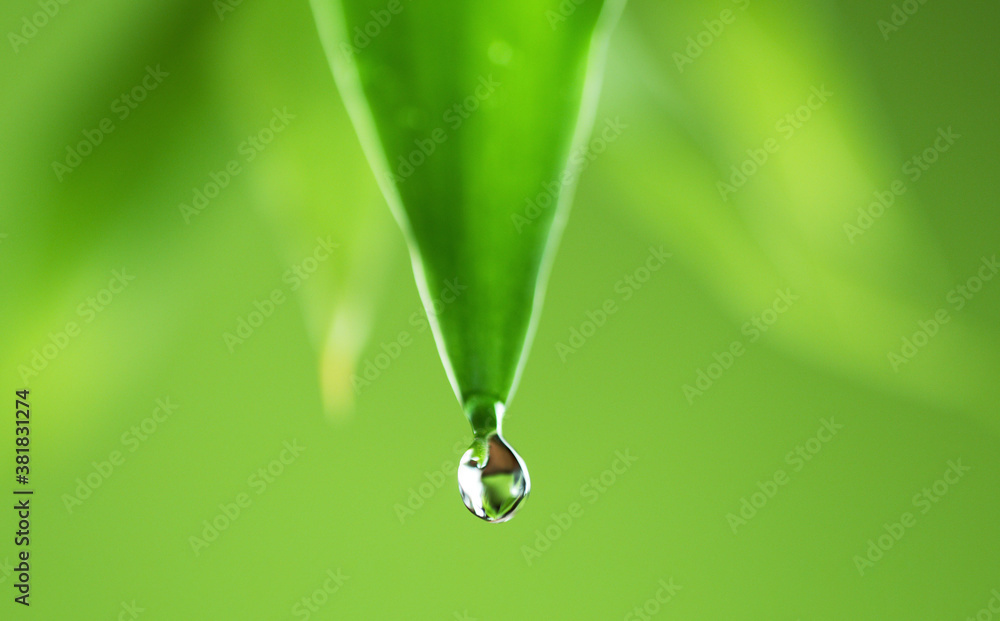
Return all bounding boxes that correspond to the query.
[0,0,998,619]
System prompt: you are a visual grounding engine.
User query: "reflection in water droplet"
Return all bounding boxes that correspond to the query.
[458,434,529,523]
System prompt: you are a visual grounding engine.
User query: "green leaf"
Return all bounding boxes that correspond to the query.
[312,0,625,418]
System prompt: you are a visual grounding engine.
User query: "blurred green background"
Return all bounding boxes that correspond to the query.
[2,0,998,619]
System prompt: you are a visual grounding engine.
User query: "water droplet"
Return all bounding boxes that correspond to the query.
[458,433,530,523]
